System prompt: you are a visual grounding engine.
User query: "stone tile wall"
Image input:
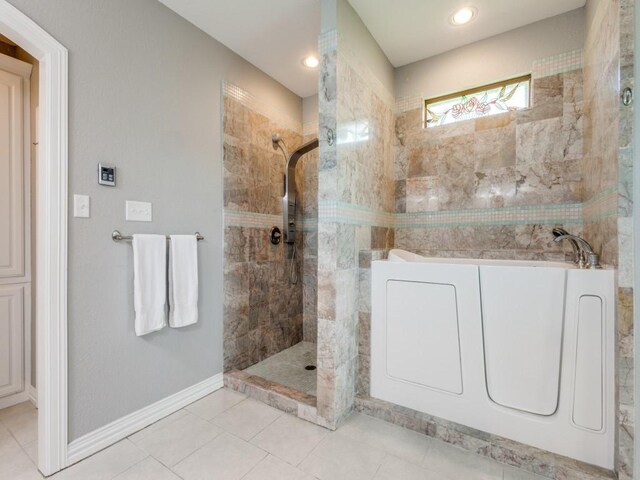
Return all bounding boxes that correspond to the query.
[582,0,635,478]
[394,69,585,260]
[223,88,306,372]
[301,130,319,343]
[316,30,395,428]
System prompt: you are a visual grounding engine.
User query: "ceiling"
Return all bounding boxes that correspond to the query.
[349,0,587,68]
[159,0,586,98]
[158,0,321,98]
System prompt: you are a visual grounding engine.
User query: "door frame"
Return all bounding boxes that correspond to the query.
[0,1,68,476]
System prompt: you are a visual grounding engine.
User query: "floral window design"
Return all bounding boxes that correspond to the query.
[425,75,531,128]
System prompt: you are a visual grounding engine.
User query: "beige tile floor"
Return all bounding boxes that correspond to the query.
[245,341,317,395]
[0,389,547,480]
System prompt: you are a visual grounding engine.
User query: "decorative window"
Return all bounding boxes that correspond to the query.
[425,75,531,128]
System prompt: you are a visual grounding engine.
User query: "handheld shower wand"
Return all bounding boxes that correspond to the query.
[272,133,288,160]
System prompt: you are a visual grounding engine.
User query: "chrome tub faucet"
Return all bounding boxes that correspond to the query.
[552,229,601,269]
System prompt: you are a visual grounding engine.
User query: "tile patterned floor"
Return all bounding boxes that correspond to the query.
[245,341,317,395]
[0,389,548,480]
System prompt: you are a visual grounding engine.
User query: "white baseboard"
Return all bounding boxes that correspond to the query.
[66,373,223,466]
[27,385,37,407]
[0,390,29,410]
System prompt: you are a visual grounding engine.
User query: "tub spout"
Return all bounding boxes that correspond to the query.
[553,233,601,269]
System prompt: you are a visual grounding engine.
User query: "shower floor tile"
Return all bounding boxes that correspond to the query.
[245,342,317,395]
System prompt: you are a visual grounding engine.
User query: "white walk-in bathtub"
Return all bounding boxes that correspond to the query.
[371,249,615,469]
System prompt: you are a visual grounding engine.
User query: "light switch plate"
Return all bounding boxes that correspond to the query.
[126,200,152,222]
[73,194,90,218]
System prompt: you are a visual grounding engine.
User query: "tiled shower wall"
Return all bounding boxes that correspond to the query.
[394,68,585,259]
[302,127,319,343]
[223,83,306,372]
[316,30,395,427]
[582,0,635,477]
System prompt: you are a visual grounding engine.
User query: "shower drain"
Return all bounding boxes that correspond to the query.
[305,365,317,371]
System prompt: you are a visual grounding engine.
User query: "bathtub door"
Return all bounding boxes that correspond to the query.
[480,266,566,416]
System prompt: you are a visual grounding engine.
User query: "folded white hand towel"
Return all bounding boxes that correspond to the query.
[169,235,199,328]
[132,234,167,336]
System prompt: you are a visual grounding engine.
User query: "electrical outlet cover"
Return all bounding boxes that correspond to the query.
[126,200,152,222]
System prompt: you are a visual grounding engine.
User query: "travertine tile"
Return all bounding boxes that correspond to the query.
[129,412,222,466]
[185,388,247,420]
[173,432,266,480]
[52,440,147,480]
[337,413,432,465]
[243,454,316,480]
[113,457,180,480]
[374,455,449,480]
[299,433,386,480]
[0,428,43,480]
[474,122,516,170]
[212,398,282,440]
[251,413,328,465]
[0,403,38,446]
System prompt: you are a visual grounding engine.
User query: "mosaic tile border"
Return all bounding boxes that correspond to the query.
[397,204,583,228]
[222,81,302,134]
[583,186,619,222]
[224,209,316,232]
[532,48,584,79]
[318,201,396,228]
[318,29,338,55]
[224,210,281,229]
[227,193,613,232]
[395,95,425,114]
[317,201,583,229]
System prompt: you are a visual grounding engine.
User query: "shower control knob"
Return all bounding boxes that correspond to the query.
[270,227,282,245]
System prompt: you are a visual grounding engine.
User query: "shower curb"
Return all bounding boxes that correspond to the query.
[224,370,335,430]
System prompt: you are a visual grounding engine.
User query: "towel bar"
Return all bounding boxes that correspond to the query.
[112,230,204,242]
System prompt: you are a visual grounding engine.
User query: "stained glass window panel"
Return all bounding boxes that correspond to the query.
[425,75,531,128]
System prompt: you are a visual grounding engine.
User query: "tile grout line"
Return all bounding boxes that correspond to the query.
[109,453,152,480]
[0,409,40,472]
[160,419,230,474]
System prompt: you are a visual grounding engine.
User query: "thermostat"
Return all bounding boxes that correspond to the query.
[98,163,116,186]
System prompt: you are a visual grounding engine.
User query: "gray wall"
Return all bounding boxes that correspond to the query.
[395,8,585,100]
[302,94,319,126]
[5,0,301,441]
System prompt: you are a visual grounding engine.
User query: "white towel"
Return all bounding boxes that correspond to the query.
[168,235,199,328]
[132,234,167,336]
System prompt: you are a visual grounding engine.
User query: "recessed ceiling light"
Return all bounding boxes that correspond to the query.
[450,7,477,26]
[302,55,319,69]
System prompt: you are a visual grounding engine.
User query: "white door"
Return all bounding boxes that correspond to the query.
[0,67,24,279]
[0,284,24,397]
[0,54,31,402]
